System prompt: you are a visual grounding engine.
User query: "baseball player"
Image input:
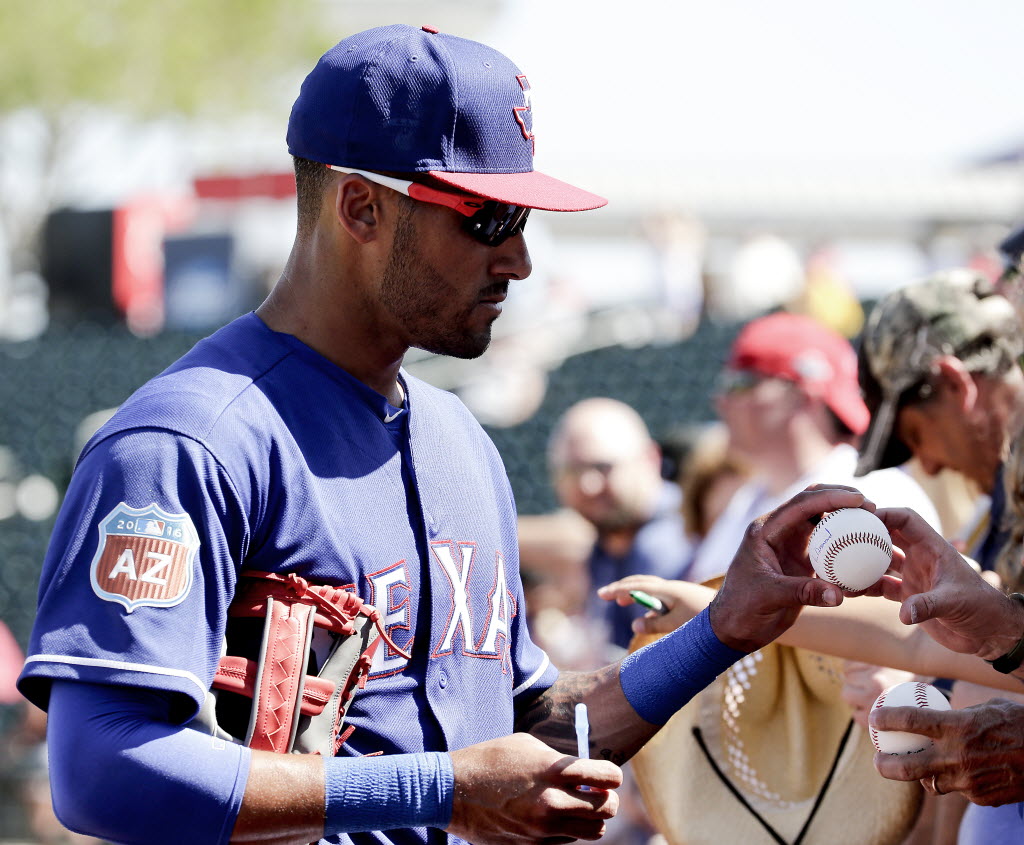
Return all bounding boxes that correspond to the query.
[18,25,865,845]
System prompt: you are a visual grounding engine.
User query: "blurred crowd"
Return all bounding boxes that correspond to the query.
[3,6,1024,842]
[3,216,1024,843]
[517,221,1024,845]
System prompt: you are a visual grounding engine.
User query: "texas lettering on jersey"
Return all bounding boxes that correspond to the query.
[367,539,516,677]
[366,558,413,677]
[90,503,200,613]
[430,540,515,671]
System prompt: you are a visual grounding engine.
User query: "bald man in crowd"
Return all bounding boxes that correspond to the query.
[547,398,693,652]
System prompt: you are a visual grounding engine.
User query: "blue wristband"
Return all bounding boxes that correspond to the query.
[619,606,745,725]
[324,752,454,834]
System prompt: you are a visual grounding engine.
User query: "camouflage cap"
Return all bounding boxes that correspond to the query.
[998,222,1024,304]
[1000,222,1024,268]
[855,268,1023,476]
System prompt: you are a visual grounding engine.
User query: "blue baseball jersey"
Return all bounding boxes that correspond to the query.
[19,312,558,845]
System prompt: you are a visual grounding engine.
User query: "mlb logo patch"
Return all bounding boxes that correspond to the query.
[90,503,201,613]
[140,518,166,536]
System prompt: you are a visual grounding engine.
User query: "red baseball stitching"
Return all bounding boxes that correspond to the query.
[869,687,888,748]
[870,683,937,752]
[814,514,892,590]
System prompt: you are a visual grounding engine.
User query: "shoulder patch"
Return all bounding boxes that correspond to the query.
[89,503,200,613]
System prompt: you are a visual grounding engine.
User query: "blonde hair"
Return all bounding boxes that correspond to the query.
[679,424,748,540]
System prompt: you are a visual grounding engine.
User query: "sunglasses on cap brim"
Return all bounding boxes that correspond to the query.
[327,165,530,247]
[714,369,782,394]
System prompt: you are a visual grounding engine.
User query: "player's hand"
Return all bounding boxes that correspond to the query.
[708,485,872,652]
[872,507,1024,661]
[872,698,1024,805]
[595,575,713,636]
[841,661,914,729]
[446,732,621,845]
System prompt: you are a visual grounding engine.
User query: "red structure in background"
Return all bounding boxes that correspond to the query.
[193,172,295,201]
[111,172,295,335]
[112,194,195,335]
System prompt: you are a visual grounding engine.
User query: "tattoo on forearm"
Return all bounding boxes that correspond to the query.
[514,667,625,757]
[515,676,587,753]
[599,747,627,765]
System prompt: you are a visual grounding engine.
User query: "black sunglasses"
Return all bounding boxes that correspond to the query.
[328,165,530,247]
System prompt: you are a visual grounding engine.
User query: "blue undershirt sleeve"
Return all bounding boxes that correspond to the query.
[618,606,746,725]
[48,680,457,844]
[47,680,250,845]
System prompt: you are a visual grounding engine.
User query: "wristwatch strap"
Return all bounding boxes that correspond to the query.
[986,592,1024,674]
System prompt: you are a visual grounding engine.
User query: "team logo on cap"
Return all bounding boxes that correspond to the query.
[90,502,200,613]
[792,350,834,383]
[513,75,535,154]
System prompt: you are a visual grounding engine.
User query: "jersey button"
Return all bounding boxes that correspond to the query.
[438,672,448,689]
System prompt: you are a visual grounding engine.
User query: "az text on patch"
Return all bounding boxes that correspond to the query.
[89,503,201,612]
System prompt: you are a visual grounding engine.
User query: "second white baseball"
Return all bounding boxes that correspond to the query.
[870,681,951,754]
[808,507,893,592]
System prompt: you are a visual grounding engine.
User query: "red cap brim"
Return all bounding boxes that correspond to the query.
[428,169,607,212]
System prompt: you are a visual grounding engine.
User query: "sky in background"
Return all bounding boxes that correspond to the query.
[466,0,1024,176]
[0,3,1018,366]
[26,0,1024,210]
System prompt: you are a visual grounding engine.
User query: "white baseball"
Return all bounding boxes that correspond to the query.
[870,681,951,754]
[808,508,893,592]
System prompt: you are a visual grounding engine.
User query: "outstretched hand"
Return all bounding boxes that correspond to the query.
[841,661,914,729]
[872,507,1024,660]
[596,575,713,636]
[872,698,1024,806]
[446,732,621,845]
[708,485,872,652]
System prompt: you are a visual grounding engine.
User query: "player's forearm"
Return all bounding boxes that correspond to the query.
[621,579,1024,692]
[236,749,452,842]
[231,751,324,843]
[515,663,653,765]
[516,608,744,764]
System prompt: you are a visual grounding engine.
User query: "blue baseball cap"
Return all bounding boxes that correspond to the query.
[287,24,606,212]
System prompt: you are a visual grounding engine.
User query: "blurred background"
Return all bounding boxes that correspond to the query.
[1,0,1023,839]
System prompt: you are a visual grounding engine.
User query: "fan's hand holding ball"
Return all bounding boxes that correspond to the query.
[808,508,893,592]
[870,681,951,754]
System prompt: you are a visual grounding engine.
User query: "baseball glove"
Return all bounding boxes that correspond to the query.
[193,569,410,755]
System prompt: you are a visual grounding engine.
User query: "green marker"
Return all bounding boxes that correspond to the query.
[630,589,669,615]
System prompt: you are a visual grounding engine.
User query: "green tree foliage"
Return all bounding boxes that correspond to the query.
[0,0,340,275]
[0,0,333,116]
